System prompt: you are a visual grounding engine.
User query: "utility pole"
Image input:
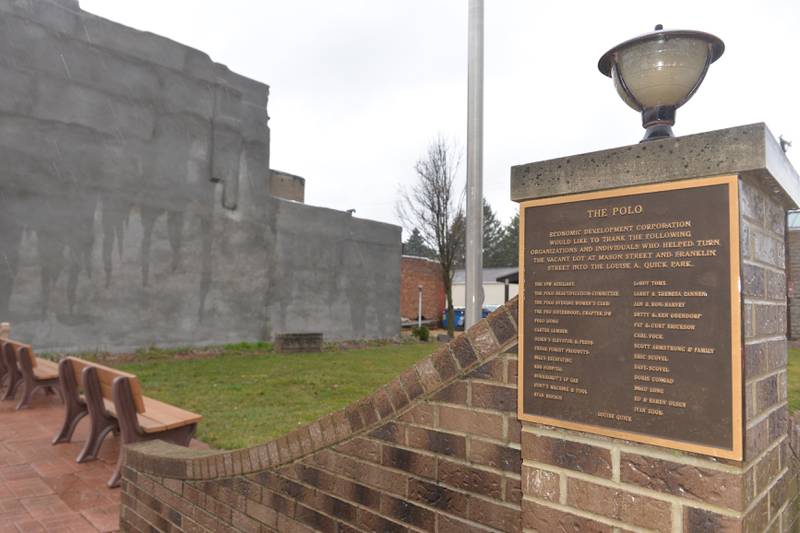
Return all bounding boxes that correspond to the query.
[465,0,484,329]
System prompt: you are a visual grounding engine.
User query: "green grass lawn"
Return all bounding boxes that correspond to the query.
[789,348,800,413]
[113,342,434,450]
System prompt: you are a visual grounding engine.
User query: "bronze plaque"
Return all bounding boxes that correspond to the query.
[518,175,742,460]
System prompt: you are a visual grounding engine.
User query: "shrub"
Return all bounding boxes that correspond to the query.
[411,326,430,342]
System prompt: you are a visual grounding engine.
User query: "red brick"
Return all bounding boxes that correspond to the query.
[468,358,505,381]
[505,297,519,325]
[307,422,324,449]
[468,497,520,532]
[746,416,770,460]
[380,494,435,530]
[744,496,768,532]
[416,357,443,393]
[507,417,522,443]
[522,432,612,478]
[471,382,516,412]
[432,381,468,404]
[438,458,502,498]
[755,445,781,494]
[450,335,479,369]
[468,438,521,472]
[400,256,445,321]
[407,478,467,515]
[277,512,316,533]
[397,403,434,426]
[769,469,789,518]
[684,507,742,532]
[294,503,337,532]
[246,497,278,528]
[356,507,408,533]
[368,422,405,445]
[381,445,437,479]
[521,464,559,502]
[372,387,395,419]
[386,378,410,412]
[567,477,671,533]
[769,405,788,442]
[334,477,380,510]
[314,492,357,524]
[399,368,424,400]
[505,476,522,504]
[232,509,261,533]
[344,405,365,433]
[755,374,779,413]
[523,499,611,533]
[466,320,499,360]
[406,426,466,458]
[438,514,498,533]
[335,437,382,462]
[292,464,337,492]
[488,306,517,345]
[620,452,745,511]
[356,398,379,428]
[506,357,518,383]
[438,404,504,439]
[431,346,459,381]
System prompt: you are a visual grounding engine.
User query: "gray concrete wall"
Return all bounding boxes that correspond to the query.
[0,0,400,352]
[269,203,400,340]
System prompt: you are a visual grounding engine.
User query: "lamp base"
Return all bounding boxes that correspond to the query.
[641,124,674,142]
[640,106,676,142]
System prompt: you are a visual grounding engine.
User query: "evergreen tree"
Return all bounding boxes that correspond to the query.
[482,201,506,267]
[493,212,519,267]
[454,201,517,268]
[402,228,436,258]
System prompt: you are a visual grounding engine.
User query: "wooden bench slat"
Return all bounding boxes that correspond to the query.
[102,396,201,434]
[140,397,203,432]
[5,340,35,367]
[33,359,58,380]
[66,357,145,414]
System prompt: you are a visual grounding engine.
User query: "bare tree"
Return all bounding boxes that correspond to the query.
[397,137,464,337]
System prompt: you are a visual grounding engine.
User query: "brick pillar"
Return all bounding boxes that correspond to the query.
[510,124,800,533]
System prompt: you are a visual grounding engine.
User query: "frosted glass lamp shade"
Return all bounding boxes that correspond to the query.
[599,26,724,141]
[613,37,711,110]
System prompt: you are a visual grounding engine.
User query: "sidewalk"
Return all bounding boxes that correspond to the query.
[0,393,121,532]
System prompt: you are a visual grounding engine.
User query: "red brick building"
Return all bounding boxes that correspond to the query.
[400,256,445,322]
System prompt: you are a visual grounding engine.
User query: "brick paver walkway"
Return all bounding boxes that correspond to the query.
[0,392,122,532]
[0,391,209,532]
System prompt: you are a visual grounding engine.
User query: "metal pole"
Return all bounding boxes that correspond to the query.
[417,285,423,329]
[465,0,484,329]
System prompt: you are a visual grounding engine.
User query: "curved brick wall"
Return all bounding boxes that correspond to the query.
[120,299,521,532]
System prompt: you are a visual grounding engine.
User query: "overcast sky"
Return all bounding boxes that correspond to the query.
[82,0,800,234]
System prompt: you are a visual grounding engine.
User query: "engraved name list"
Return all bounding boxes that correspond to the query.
[518,176,742,459]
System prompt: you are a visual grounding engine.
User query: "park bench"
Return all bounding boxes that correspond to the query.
[54,357,202,488]
[1,339,61,410]
[0,325,8,390]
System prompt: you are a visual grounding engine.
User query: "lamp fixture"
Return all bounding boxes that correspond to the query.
[598,25,724,142]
